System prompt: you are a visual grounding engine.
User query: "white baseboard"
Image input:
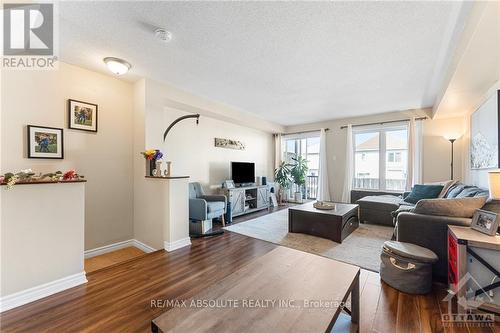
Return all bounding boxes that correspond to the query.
[164,237,191,252]
[84,239,156,259]
[0,272,87,313]
[132,239,156,253]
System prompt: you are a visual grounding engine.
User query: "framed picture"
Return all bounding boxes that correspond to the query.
[470,90,499,170]
[68,99,98,132]
[471,209,499,236]
[27,125,64,159]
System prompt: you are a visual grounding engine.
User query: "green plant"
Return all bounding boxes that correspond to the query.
[274,161,292,189]
[291,155,308,187]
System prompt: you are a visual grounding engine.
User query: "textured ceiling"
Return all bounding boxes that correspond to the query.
[59,1,468,126]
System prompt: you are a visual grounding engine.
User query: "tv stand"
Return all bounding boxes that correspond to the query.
[236,183,255,188]
[222,185,268,220]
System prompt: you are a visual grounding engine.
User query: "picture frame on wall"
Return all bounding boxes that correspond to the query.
[471,209,499,236]
[27,125,64,159]
[470,90,500,170]
[68,99,98,132]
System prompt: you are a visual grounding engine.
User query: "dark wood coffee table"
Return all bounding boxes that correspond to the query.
[289,202,359,243]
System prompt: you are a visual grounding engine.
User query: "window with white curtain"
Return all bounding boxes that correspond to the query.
[353,124,409,191]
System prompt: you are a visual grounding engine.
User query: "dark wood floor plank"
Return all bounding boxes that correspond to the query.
[396,292,421,333]
[372,280,399,333]
[359,281,381,333]
[418,286,446,333]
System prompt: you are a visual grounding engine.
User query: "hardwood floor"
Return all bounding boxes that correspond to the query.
[84,246,146,273]
[1,227,498,332]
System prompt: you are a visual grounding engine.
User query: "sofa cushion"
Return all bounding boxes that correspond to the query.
[391,204,415,218]
[207,201,224,213]
[356,195,402,211]
[425,180,458,198]
[412,197,488,218]
[405,184,444,204]
[455,186,488,198]
[446,184,464,198]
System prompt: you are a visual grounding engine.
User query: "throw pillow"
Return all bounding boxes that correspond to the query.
[425,180,458,198]
[405,184,444,204]
[412,197,488,218]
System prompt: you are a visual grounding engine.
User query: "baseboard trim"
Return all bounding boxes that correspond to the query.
[132,239,156,253]
[84,239,156,258]
[164,238,191,252]
[0,272,87,313]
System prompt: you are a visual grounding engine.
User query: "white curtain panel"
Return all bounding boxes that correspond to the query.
[413,119,423,185]
[341,125,354,203]
[406,118,424,190]
[317,128,331,201]
[406,118,415,191]
[274,133,282,170]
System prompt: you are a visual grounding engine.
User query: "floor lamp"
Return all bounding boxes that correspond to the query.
[448,138,456,180]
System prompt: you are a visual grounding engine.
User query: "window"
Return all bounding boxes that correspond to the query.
[282,135,320,198]
[353,125,408,191]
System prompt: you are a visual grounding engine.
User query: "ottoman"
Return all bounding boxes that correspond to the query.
[380,241,438,294]
[356,195,402,226]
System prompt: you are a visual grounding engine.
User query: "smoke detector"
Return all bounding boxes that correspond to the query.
[155,28,172,43]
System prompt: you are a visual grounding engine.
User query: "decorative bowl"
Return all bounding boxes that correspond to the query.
[313,201,336,210]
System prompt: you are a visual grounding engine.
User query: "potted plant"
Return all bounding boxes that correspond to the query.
[290,155,308,203]
[274,161,292,205]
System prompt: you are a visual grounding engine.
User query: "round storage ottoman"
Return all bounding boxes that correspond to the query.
[380,241,438,294]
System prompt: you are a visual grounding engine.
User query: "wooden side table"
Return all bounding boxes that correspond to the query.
[448,225,500,314]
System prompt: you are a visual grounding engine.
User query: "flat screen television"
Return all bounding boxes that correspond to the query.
[231,162,255,185]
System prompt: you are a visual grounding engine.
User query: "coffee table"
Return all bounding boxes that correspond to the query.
[151,246,360,333]
[288,202,359,243]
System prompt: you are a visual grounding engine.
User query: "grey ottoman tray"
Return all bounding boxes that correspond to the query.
[380,241,438,294]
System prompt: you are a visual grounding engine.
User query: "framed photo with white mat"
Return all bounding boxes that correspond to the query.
[68,99,98,132]
[27,125,64,159]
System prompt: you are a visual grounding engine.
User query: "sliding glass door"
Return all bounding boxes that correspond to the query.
[283,135,320,199]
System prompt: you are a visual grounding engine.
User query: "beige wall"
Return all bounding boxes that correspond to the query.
[421,116,465,183]
[153,107,274,190]
[1,63,135,250]
[145,78,275,190]
[285,110,466,201]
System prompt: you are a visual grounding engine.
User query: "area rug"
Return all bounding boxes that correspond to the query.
[224,209,393,272]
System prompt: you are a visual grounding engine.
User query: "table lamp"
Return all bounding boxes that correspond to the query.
[488,170,500,200]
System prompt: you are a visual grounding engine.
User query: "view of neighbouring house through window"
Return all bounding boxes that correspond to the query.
[354,126,408,191]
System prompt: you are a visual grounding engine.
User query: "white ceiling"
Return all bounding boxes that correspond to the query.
[59,1,469,126]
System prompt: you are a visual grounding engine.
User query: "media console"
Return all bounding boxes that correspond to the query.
[221,185,269,220]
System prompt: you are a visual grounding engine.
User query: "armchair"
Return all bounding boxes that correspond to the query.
[188,183,227,233]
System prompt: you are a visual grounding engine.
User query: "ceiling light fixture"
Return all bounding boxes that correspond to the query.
[155,28,172,43]
[103,57,131,75]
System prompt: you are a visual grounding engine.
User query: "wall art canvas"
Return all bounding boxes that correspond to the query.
[68,99,98,132]
[214,138,245,150]
[27,125,64,159]
[470,91,499,170]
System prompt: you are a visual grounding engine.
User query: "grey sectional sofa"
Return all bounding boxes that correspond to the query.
[353,183,491,282]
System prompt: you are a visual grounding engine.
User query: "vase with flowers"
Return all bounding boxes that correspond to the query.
[141,149,164,176]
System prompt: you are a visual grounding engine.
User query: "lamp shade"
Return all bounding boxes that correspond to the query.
[488,171,500,199]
